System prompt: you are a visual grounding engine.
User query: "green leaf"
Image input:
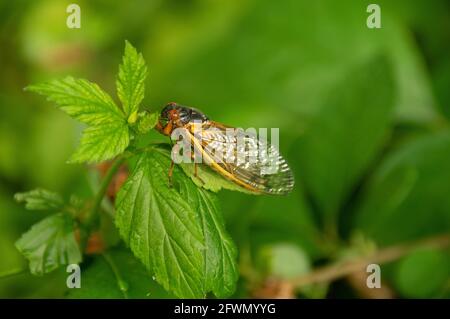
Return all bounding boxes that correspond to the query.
[15,213,82,275]
[179,162,256,195]
[116,147,240,298]
[255,243,329,298]
[68,121,130,163]
[151,0,437,126]
[115,148,205,298]
[294,56,395,221]
[257,243,311,280]
[14,188,64,211]
[117,41,148,117]
[354,132,450,245]
[178,179,239,297]
[68,247,175,298]
[27,76,124,125]
[220,186,321,259]
[394,248,449,298]
[27,76,131,163]
[136,111,159,134]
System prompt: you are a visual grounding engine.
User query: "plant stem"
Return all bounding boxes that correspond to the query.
[84,156,126,228]
[93,156,126,215]
[0,267,27,280]
[291,233,450,287]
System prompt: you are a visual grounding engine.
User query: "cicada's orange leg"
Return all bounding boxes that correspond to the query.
[163,121,174,136]
[155,121,163,133]
[192,161,206,185]
[155,120,174,137]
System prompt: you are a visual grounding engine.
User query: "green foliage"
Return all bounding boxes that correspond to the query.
[241,188,321,258]
[26,77,130,163]
[69,121,130,163]
[258,243,311,280]
[136,111,159,134]
[115,147,238,298]
[115,148,205,298]
[14,189,64,211]
[295,56,395,221]
[355,132,450,245]
[178,172,239,297]
[15,213,81,275]
[26,77,124,126]
[21,41,241,299]
[14,188,82,276]
[394,249,449,298]
[3,0,450,299]
[68,248,174,298]
[180,162,255,194]
[117,40,148,118]
[151,0,437,126]
[25,40,149,164]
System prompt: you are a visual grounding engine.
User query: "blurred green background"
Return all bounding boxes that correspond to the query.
[0,0,449,298]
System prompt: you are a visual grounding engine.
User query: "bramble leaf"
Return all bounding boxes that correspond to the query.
[27,76,130,163]
[115,148,205,298]
[136,111,159,134]
[68,121,130,163]
[117,40,148,117]
[178,178,239,297]
[15,213,81,275]
[14,188,64,211]
[115,146,239,298]
[68,247,175,298]
[179,162,256,195]
[26,76,124,125]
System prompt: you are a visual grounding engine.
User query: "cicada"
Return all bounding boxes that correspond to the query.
[156,102,294,195]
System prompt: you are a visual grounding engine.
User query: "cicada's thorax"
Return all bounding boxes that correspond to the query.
[158,102,209,136]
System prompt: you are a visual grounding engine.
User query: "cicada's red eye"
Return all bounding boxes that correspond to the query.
[168,109,179,120]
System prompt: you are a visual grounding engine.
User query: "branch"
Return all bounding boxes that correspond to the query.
[92,157,126,216]
[291,233,450,287]
[0,268,27,280]
[83,156,126,228]
[77,156,126,252]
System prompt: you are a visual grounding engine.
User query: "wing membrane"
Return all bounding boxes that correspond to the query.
[187,121,294,195]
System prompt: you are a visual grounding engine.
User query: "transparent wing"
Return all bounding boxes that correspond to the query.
[192,121,294,195]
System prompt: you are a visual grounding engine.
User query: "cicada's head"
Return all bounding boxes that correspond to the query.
[160,102,208,128]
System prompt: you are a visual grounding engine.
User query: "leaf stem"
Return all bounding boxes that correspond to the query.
[290,233,450,287]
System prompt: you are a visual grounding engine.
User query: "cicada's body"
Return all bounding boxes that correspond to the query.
[156,102,294,195]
